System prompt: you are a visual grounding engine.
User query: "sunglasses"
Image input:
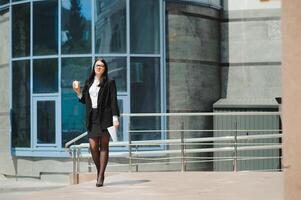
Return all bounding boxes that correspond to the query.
[95,64,105,68]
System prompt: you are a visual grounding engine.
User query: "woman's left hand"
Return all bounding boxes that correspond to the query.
[113,121,119,129]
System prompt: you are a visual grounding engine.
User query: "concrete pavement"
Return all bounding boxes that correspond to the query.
[0,172,283,200]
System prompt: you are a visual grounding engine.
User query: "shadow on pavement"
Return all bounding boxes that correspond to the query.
[105,179,150,186]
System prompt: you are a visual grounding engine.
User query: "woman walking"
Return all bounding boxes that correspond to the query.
[72,58,120,187]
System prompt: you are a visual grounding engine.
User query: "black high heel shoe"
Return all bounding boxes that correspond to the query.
[96,175,104,187]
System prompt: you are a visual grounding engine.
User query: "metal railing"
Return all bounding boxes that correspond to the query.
[65,112,282,184]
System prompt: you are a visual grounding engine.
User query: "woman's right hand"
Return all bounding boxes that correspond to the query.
[72,80,81,95]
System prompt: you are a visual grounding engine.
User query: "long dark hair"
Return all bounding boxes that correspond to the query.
[87,57,108,87]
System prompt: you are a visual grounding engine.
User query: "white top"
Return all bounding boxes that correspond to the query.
[89,77,101,109]
[78,77,118,123]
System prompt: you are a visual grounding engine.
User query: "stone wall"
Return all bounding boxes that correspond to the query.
[221,0,282,99]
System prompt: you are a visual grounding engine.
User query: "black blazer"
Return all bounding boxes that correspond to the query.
[78,78,120,131]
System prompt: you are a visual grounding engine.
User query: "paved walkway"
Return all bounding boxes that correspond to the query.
[0,172,283,200]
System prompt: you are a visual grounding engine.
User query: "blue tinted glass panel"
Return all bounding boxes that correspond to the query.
[12,60,30,147]
[116,99,124,141]
[130,0,160,54]
[12,3,30,57]
[130,57,161,140]
[95,0,126,53]
[0,0,9,5]
[33,0,58,55]
[61,0,92,54]
[100,57,126,92]
[33,59,58,93]
[61,57,91,147]
[37,101,56,144]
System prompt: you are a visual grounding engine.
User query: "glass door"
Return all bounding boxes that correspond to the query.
[33,97,60,148]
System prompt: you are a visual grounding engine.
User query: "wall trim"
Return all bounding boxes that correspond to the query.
[222,62,282,67]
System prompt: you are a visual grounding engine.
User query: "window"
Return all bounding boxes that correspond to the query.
[12,60,30,147]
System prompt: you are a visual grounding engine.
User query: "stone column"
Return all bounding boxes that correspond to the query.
[165,2,221,170]
[0,8,16,177]
[282,1,301,199]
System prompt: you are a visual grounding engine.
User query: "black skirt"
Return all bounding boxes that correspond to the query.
[88,108,109,138]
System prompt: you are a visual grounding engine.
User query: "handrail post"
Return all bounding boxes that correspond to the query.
[72,146,77,184]
[135,145,139,172]
[181,120,186,172]
[233,135,237,172]
[233,121,238,172]
[88,147,92,172]
[128,119,132,172]
[76,147,81,183]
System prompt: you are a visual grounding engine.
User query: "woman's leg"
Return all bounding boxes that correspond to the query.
[89,137,100,180]
[97,131,110,185]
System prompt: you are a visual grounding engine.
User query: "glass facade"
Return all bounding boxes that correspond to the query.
[9,0,167,152]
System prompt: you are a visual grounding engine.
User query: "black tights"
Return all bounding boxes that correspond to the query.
[89,132,110,179]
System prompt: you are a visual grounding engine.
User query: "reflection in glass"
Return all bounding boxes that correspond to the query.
[37,101,56,144]
[33,0,58,55]
[61,57,91,147]
[12,60,30,147]
[116,99,123,141]
[130,0,160,54]
[33,59,58,93]
[61,0,92,54]
[1,0,9,4]
[101,57,126,92]
[12,3,30,57]
[130,57,161,140]
[95,0,126,53]
[210,0,222,7]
